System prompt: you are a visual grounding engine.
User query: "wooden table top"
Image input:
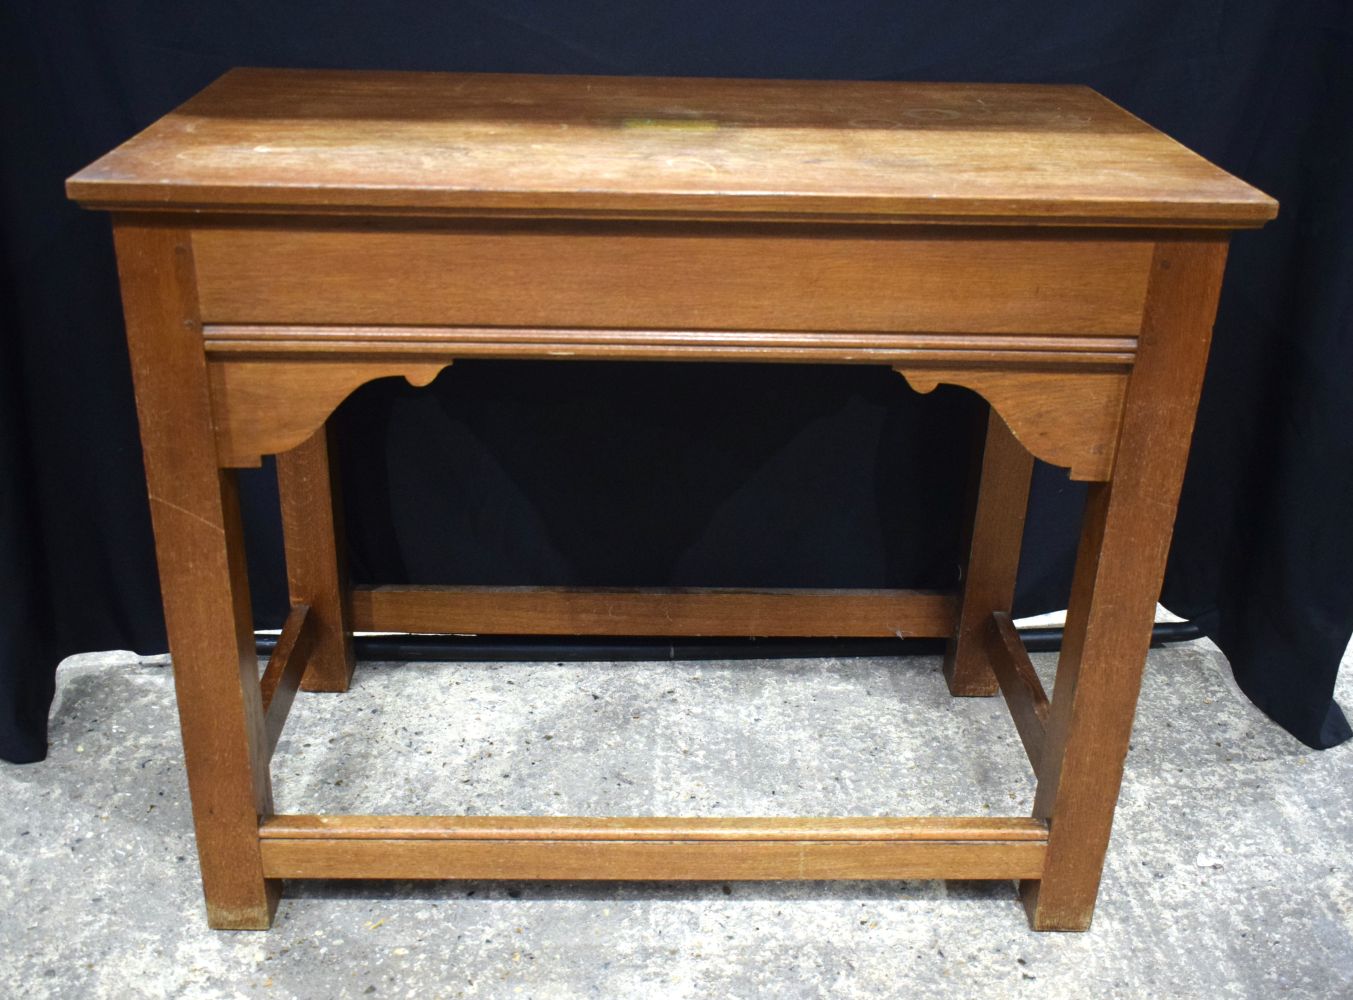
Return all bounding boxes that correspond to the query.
[68,68,1275,228]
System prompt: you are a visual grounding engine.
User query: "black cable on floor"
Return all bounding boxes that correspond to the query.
[254,620,1204,662]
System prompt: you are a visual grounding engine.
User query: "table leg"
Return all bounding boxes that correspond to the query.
[114,220,279,929]
[944,408,1033,696]
[1022,238,1229,930]
[277,423,356,692]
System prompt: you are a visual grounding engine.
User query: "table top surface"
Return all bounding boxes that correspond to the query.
[68,68,1275,228]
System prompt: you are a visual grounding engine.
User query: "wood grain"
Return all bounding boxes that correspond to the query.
[205,324,1140,367]
[349,585,957,638]
[191,223,1153,335]
[985,611,1051,774]
[943,410,1034,695]
[209,359,449,466]
[276,426,356,691]
[112,219,279,930]
[67,69,1275,227]
[258,816,1049,881]
[895,367,1125,481]
[258,603,314,759]
[204,324,1134,469]
[261,814,1049,841]
[259,839,1047,881]
[1022,238,1230,931]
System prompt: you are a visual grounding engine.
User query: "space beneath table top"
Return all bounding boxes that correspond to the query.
[66,68,1276,228]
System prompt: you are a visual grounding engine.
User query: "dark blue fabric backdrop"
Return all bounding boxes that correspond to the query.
[2,0,1349,762]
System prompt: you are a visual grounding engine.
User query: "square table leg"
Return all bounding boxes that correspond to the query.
[114,219,279,929]
[277,423,356,692]
[1022,238,1229,930]
[944,407,1034,696]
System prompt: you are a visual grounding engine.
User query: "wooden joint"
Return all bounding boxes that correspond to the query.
[258,815,1049,881]
[349,585,958,638]
[894,366,1126,481]
[984,611,1051,774]
[260,603,317,759]
[207,359,452,467]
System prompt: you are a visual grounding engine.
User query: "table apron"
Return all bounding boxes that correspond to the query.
[190,221,1153,337]
[186,221,1149,479]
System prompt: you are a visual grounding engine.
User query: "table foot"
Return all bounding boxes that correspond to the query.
[205,880,282,931]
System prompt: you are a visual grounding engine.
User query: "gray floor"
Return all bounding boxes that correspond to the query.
[3,638,1350,999]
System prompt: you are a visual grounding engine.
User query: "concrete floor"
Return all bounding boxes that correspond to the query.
[2,638,1350,999]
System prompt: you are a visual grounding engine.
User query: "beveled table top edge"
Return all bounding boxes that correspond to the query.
[66,68,1278,230]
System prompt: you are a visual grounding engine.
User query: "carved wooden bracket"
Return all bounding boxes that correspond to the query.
[208,359,451,467]
[894,366,1126,481]
[207,353,1124,478]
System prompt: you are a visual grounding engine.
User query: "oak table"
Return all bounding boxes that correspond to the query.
[68,69,1275,931]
